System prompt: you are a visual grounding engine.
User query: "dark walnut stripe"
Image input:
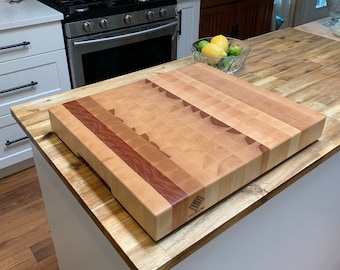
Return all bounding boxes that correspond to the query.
[63,100,188,206]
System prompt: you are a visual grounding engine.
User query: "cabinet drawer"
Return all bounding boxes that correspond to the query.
[0,21,65,63]
[0,114,32,170]
[0,50,70,117]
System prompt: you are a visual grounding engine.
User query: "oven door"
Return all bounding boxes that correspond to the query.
[66,18,178,88]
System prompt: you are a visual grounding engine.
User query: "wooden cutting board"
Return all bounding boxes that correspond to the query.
[48,63,326,240]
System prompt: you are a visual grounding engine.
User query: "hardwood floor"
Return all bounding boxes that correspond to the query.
[0,166,59,269]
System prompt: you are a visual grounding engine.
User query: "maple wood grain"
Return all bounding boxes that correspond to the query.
[48,62,325,240]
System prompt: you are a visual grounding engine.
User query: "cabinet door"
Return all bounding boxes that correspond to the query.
[177,0,201,58]
[199,0,273,39]
[0,50,70,172]
[199,4,237,38]
[236,0,273,39]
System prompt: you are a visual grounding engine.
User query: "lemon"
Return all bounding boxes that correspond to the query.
[210,34,229,51]
[197,40,209,51]
[201,43,227,57]
[201,43,227,65]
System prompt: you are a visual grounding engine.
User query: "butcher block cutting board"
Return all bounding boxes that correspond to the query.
[48,63,326,240]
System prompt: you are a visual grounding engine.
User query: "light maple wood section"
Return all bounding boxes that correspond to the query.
[10,28,340,269]
[48,62,325,240]
[0,167,58,269]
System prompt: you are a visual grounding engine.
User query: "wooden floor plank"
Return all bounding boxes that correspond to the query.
[0,176,42,216]
[30,237,56,262]
[0,249,37,270]
[34,254,59,270]
[0,167,59,269]
[0,168,36,196]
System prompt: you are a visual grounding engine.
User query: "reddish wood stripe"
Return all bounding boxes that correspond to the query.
[63,100,188,205]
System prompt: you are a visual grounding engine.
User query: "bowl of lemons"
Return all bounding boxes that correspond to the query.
[191,35,251,74]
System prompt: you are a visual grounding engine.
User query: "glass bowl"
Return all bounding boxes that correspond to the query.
[191,37,251,74]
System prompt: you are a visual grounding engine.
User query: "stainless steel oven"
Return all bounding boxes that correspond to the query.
[67,16,177,87]
[38,0,178,88]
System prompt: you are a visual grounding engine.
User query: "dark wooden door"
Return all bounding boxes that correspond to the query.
[199,3,237,38]
[236,0,274,39]
[199,0,273,39]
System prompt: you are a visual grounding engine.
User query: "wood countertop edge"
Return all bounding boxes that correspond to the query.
[10,28,340,269]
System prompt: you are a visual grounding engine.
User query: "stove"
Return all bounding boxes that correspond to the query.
[39,0,177,22]
[39,0,178,87]
[39,0,177,37]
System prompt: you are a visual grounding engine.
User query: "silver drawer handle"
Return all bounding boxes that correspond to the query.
[0,41,30,51]
[0,81,38,95]
[5,136,29,146]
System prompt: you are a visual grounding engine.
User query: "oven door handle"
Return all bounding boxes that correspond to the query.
[73,21,178,47]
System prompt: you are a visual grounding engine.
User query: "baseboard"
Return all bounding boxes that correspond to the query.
[0,158,35,179]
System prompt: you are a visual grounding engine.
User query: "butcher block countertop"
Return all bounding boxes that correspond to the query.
[11,28,340,269]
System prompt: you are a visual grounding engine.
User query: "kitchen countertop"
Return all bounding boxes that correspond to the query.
[295,17,340,41]
[0,0,62,31]
[11,28,340,269]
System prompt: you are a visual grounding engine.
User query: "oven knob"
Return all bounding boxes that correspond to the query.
[124,14,133,25]
[99,18,110,29]
[146,10,155,20]
[83,21,94,32]
[159,8,168,18]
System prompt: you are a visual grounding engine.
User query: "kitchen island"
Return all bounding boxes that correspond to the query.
[11,28,340,269]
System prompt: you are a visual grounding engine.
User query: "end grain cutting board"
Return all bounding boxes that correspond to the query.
[48,63,326,240]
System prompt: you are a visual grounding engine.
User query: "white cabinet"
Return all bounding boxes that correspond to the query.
[177,0,201,59]
[0,21,71,178]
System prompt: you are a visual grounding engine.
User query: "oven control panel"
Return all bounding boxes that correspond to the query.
[64,5,177,38]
